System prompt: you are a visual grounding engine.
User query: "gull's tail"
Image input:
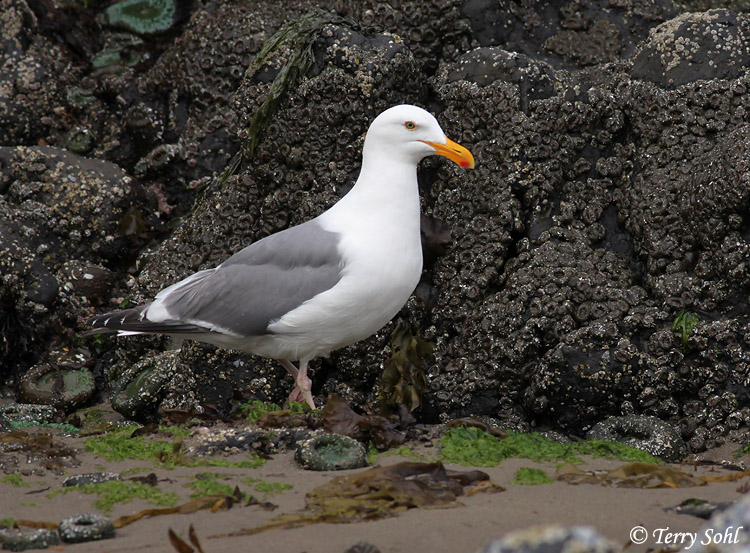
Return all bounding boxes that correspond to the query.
[85,304,206,336]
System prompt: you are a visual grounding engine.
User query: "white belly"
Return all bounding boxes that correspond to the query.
[256,207,423,361]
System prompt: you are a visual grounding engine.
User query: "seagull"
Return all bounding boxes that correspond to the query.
[87,104,475,409]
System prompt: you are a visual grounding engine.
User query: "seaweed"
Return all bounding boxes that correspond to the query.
[242,11,351,159]
[556,462,706,488]
[511,467,553,485]
[0,474,29,488]
[321,395,414,451]
[673,309,699,351]
[223,462,493,537]
[185,473,241,500]
[378,322,432,413]
[47,480,178,514]
[439,427,659,467]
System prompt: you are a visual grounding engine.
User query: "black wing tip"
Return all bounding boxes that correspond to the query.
[84,306,210,336]
[85,306,148,330]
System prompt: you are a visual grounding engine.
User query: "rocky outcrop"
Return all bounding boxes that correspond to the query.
[2,0,749,452]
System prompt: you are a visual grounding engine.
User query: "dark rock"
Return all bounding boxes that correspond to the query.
[586,414,687,462]
[187,427,313,457]
[459,0,677,70]
[631,10,750,88]
[0,146,143,380]
[693,495,750,552]
[63,472,121,487]
[333,0,473,74]
[669,498,733,520]
[0,0,82,144]
[446,48,558,101]
[0,403,55,425]
[343,542,381,553]
[477,525,618,553]
[0,527,61,551]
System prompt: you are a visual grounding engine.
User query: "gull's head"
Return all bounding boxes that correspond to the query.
[363,104,475,169]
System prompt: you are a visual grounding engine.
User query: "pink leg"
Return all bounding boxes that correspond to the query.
[277,359,315,409]
[278,359,298,378]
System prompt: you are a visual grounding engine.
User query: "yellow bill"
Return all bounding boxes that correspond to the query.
[421,137,475,169]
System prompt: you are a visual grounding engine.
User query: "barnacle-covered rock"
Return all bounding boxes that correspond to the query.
[445,48,558,100]
[459,0,676,70]
[0,527,61,551]
[333,0,472,74]
[7,0,750,457]
[0,146,145,380]
[63,472,121,487]
[0,0,82,144]
[477,525,618,553]
[680,125,750,289]
[631,9,750,88]
[586,415,687,462]
[525,322,642,432]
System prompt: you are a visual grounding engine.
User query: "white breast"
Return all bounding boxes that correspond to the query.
[262,165,424,361]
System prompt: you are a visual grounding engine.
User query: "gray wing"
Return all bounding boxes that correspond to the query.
[158,219,344,336]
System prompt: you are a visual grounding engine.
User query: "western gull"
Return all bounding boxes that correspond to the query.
[87,104,475,409]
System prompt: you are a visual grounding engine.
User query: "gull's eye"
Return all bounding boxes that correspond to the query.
[404,121,417,130]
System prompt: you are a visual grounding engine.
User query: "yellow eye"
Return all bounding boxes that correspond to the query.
[404,121,417,130]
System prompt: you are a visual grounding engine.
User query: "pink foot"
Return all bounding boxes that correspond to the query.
[280,359,315,409]
[287,371,315,409]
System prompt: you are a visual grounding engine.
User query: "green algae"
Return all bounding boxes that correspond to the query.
[239,400,282,421]
[568,440,659,463]
[511,467,553,485]
[242,12,348,159]
[48,481,178,514]
[158,425,191,437]
[185,474,291,501]
[191,457,265,469]
[0,474,28,488]
[11,422,79,434]
[84,426,175,463]
[673,310,699,351]
[85,426,265,469]
[242,478,292,496]
[253,481,293,495]
[440,427,659,467]
[0,518,14,528]
[387,446,420,459]
[366,442,379,465]
[238,400,308,422]
[186,473,239,500]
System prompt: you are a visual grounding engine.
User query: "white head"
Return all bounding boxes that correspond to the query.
[362,104,475,169]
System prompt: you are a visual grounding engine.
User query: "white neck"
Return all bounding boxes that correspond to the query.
[321,152,421,229]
